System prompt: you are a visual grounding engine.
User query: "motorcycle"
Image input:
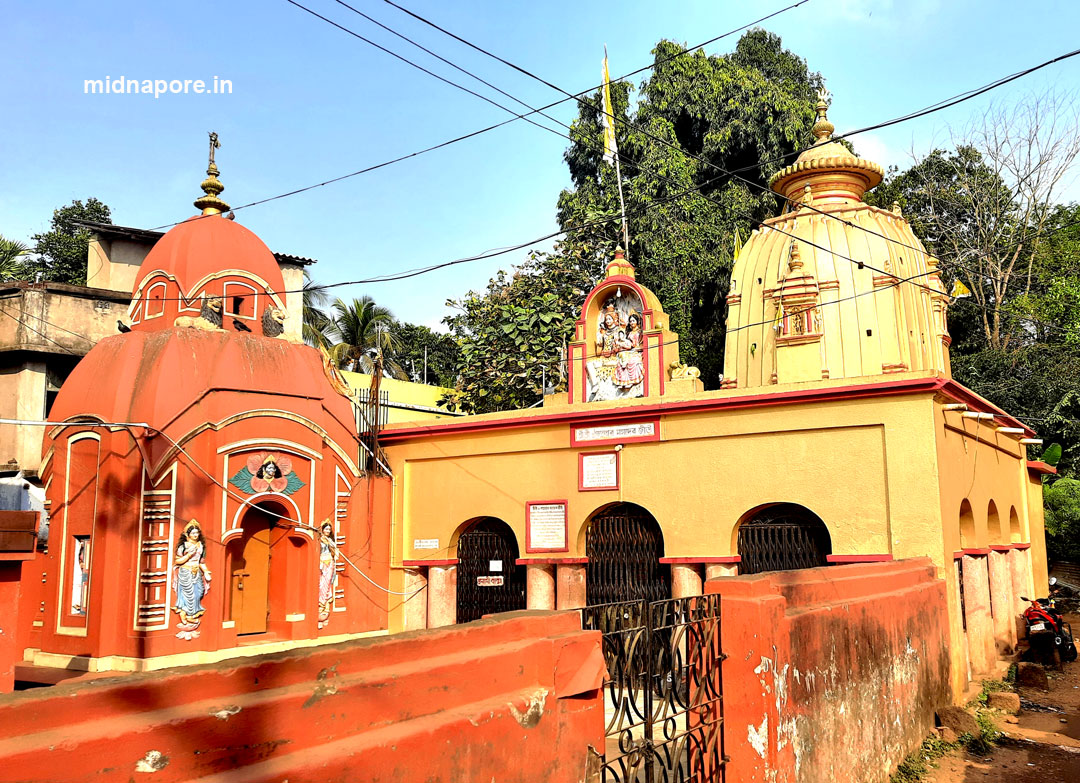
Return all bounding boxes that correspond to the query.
[1021,578,1078,664]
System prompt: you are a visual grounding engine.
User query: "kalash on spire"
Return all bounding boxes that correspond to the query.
[193,131,230,216]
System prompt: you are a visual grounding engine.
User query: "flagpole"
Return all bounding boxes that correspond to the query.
[603,45,631,259]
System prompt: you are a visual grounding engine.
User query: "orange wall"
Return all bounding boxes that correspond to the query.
[710,559,951,783]
[0,610,605,783]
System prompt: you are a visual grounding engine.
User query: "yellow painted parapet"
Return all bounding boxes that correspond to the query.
[341,371,458,424]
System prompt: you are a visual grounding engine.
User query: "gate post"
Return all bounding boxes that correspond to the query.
[556,562,587,610]
[427,562,458,627]
[525,563,556,610]
[402,567,428,631]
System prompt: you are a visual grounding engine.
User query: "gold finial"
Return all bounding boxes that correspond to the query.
[812,87,834,144]
[194,131,230,215]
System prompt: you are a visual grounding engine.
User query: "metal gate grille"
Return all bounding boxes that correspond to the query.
[582,595,726,782]
[456,518,525,623]
[587,504,669,605]
[737,504,831,575]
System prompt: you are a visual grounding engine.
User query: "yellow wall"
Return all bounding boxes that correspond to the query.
[341,371,457,424]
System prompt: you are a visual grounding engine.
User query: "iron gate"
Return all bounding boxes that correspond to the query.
[587,504,669,605]
[456,518,525,623]
[582,594,726,782]
[737,504,831,575]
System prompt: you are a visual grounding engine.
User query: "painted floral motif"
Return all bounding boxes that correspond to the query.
[173,519,211,640]
[228,452,305,495]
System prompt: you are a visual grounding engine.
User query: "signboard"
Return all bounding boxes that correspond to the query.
[477,575,505,587]
[580,451,619,491]
[489,560,503,572]
[526,500,569,553]
[413,538,439,550]
[571,419,659,447]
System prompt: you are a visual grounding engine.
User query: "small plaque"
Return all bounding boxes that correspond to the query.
[526,501,569,553]
[477,575,505,587]
[580,452,618,491]
[571,419,659,446]
[413,538,439,550]
[489,560,503,572]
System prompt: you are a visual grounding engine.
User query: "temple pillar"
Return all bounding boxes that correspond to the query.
[427,563,457,628]
[401,567,428,631]
[705,563,739,581]
[556,563,586,610]
[671,563,703,598]
[988,550,1016,654]
[526,563,556,610]
[961,554,996,675]
[1008,548,1029,641]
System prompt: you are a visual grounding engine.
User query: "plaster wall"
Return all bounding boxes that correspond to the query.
[0,610,605,783]
[86,237,149,293]
[0,362,46,470]
[710,559,950,783]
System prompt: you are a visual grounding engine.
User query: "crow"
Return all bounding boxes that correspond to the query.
[233,318,252,332]
[117,320,131,333]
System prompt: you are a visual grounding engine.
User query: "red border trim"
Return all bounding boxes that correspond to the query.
[381,377,1036,443]
[514,557,588,565]
[989,545,1013,552]
[953,551,964,560]
[826,554,894,563]
[525,499,569,553]
[578,450,620,491]
[402,558,459,567]
[570,418,660,448]
[962,548,991,556]
[1027,461,1058,476]
[659,556,741,564]
[1013,543,1031,550]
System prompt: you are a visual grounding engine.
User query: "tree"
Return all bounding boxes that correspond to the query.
[386,321,461,388]
[328,296,406,379]
[556,31,825,386]
[0,235,29,282]
[28,198,112,286]
[442,245,605,414]
[302,270,333,349]
[1045,477,1080,562]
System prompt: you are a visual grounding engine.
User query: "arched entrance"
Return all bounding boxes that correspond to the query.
[229,502,291,635]
[737,503,831,575]
[586,503,668,605]
[456,518,525,623]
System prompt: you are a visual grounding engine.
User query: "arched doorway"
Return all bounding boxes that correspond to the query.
[456,518,525,623]
[736,503,831,575]
[229,502,291,635]
[586,503,668,605]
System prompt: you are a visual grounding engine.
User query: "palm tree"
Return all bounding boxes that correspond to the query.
[302,270,333,349]
[328,296,407,379]
[0,235,28,282]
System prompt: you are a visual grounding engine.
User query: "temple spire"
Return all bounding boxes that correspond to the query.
[193,131,230,215]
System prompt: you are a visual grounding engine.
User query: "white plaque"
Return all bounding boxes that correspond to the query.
[581,453,618,490]
[489,560,503,572]
[527,502,568,552]
[413,538,439,550]
[574,421,655,443]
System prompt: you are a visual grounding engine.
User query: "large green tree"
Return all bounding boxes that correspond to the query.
[556,30,825,386]
[387,321,461,388]
[328,296,407,379]
[27,198,112,285]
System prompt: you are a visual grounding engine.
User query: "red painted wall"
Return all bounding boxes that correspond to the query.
[709,559,951,783]
[0,610,605,782]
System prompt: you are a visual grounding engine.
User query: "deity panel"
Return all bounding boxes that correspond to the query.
[586,289,645,403]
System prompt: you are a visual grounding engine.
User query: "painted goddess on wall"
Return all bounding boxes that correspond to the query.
[586,291,645,402]
[173,519,212,640]
[318,520,338,629]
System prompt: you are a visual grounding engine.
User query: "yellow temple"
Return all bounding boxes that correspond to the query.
[377,93,1049,701]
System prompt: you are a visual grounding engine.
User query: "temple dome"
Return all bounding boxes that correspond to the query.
[721,93,951,390]
[131,214,285,297]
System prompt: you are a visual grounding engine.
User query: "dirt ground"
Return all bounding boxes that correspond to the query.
[926,612,1080,782]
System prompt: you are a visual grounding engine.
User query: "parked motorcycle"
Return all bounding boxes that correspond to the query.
[1021,579,1078,664]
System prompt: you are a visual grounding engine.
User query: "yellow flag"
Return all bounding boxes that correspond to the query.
[950,279,972,299]
[733,227,743,263]
[602,48,618,166]
[773,298,785,332]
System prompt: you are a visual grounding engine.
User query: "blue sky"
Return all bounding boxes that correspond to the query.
[3,0,1079,329]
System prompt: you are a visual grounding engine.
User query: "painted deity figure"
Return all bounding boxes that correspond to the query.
[614,312,645,389]
[318,521,338,629]
[596,303,623,359]
[173,519,211,640]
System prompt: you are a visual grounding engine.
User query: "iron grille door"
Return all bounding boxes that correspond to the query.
[587,505,670,606]
[737,505,831,575]
[582,595,726,782]
[456,519,525,623]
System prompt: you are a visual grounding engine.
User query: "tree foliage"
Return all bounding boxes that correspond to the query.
[442,246,605,413]
[556,31,825,386]
[387,321,460,388]
[327,296,406,379]
[0,235,29,282]
[26,198,112,286]
[1045,478,1080,562]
